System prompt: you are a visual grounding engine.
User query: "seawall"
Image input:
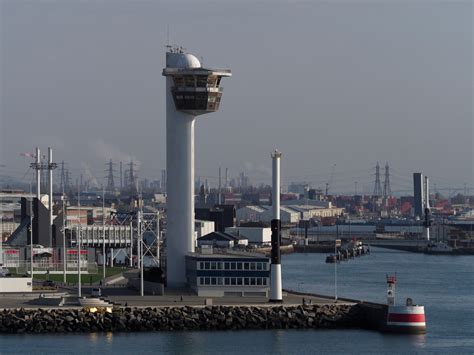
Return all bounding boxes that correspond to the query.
[0,304,385,333]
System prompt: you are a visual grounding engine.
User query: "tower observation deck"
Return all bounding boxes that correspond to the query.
[162,48,231,286]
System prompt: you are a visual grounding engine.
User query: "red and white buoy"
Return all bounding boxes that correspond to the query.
[385,275,426,334]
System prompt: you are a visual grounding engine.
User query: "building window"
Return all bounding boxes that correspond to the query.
[230,262,236,270]
[263,278,267,286]
[244,262,249,270]
[244,278,249,285]
[250,263,256,270]
[231,278,236,285]
[224,262,230,270]
[250,278,256,286]
[225,277,230,285]
[204,262,210,270]
[211,262,216,270]
[211,278,217,285]
[257,278,262,286]
[184,76,195,87]
[199,277,204,285]
[237,278,243,286]
[217,262,222,270]
[205,277,210,285]
[196,76,208,87]
[198,262,203,270]
[218,278,223,285]
[256,262,262,270]
[237,262,242,270]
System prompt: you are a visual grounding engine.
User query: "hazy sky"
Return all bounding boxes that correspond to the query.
[1,0,472,194]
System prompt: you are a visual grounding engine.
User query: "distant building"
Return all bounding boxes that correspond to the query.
[236,204,343,225]
[197,231,248,248]
[195,205,235,232]
[225,226,271,245]
[185,250,270,297]
[195,220,215,239]
[413,173,424,218]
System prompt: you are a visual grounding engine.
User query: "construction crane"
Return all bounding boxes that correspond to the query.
[325,164,336,196]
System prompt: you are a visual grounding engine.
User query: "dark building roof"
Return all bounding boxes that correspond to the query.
[198,231,247,243]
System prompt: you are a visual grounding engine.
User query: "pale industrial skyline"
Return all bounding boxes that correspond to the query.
[1,0,472,194]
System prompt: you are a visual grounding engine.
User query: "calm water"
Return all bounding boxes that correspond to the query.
[1,248,473,354]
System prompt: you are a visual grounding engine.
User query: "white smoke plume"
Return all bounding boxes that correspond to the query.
[93,139,141,170]
[80,162,99,189]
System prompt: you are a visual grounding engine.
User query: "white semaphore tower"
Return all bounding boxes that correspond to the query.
[162,47,231,286]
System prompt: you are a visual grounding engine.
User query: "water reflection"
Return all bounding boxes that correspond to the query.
[88,332,98,344]
[409,334,427,349]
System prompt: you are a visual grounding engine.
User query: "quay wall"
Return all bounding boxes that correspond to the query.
[0,304,386,333]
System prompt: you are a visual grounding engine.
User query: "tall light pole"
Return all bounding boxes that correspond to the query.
[102,185,106,280]
[156,211,160,265]
[138,210,144,297]
[35,147,41,200]
[77,225,82,297]
[48,147,54,247]
[30,197,34,280]
[77,184,82,297]
[62,185,67,284]
[334,238,341,302]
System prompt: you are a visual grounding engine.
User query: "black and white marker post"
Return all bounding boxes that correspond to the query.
[269,150,282,303]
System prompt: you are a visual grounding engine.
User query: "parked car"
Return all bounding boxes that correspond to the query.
[0,267,11,277]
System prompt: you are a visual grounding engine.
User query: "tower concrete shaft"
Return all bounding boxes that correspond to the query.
[163,49,231,286]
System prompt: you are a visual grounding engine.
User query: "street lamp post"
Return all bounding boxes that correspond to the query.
[102,186,106,280]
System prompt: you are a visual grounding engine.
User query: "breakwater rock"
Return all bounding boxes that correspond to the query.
[0,304,374,333]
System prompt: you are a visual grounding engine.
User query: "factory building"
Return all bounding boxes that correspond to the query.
[236,205,343,225]
[197,232,248,248]
[225,226,272,245]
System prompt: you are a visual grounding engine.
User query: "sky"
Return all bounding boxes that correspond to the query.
[1,0,472,195]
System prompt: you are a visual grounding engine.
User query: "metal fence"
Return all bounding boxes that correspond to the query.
[15,262,98,275]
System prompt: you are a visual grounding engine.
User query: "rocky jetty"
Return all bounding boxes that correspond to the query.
[0,304,372,333]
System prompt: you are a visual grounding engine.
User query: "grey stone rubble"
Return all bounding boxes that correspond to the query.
[0,304,371,333]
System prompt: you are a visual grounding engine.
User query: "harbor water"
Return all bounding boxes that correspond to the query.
[1,248,473,354]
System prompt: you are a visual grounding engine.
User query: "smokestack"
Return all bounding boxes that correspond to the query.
[225,168,228,189]
[270,149,282,302]
[36,147,41,199]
